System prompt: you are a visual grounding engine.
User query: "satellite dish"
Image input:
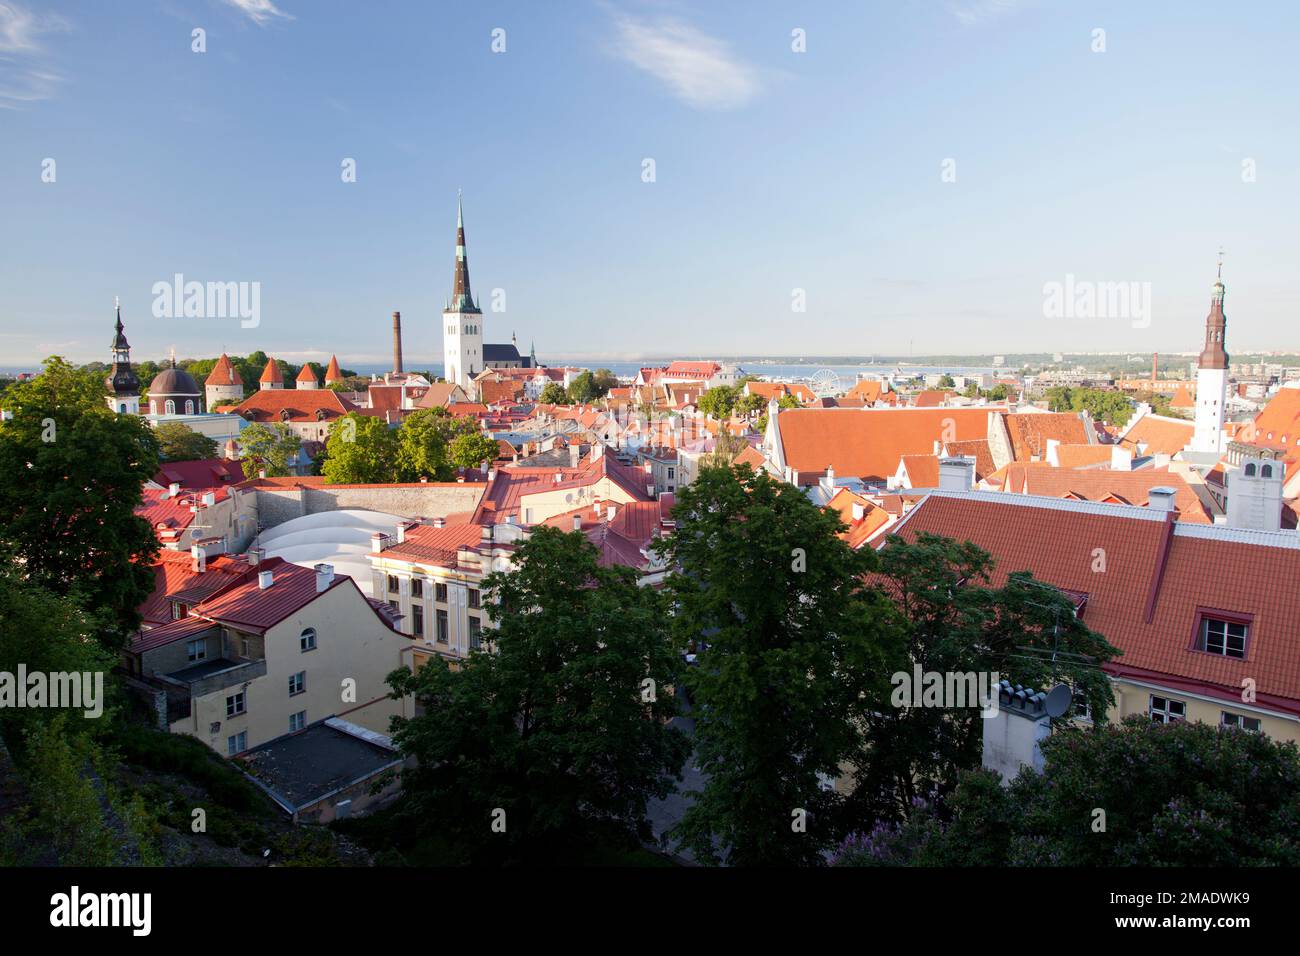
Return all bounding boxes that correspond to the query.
[1044,684,1073,718]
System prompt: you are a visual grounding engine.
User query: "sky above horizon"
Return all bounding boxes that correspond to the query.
[2,0,1298,369]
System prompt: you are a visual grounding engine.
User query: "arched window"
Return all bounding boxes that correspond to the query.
[184,400,194,415]
[300,628,317,652]
[150,400,158,415]
[1245,463,1256,477]
[1261,464,1273,479]
[165,400,176,415]
[119,404,127,413]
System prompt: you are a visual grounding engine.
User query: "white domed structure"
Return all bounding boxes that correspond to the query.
[254,509,408,596]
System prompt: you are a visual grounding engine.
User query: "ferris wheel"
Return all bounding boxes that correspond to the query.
[810,368,842,397]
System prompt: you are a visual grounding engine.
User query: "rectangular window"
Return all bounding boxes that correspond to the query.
[186,638,207,663]
[289,671,306,696]
[227,731,247,755]
[435,582,448,603]
[469,616,482,650]
[468,588,480,609]
[387,574,399,594]
[1221,711,1262,733]
[1197,616,1248,659]
[226,692,245,718]
[436,609,449,644]
[289,711,306,733]
[412,604,424,637]
[411,579,423,598]
[1149,695,1185,724]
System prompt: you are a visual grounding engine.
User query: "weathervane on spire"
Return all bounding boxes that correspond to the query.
[1217,247,1225,279]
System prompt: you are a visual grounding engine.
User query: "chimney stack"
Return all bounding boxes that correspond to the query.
[1148,486,1177,513]
[247,547,264,566]
[169,482,181,498]
[191,543,207,574]
[314,562,335,593]
[371,531,390,552]
[392,311,403,374]
[573,514,583,531]
[258,569,274,589]
[938,457,975,491]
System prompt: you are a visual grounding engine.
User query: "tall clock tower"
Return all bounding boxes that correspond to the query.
[105,298,141,415]
[442,194,483,391]
[1190,260,1229,455]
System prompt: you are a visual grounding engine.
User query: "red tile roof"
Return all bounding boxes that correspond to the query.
[324,355,342,383]
[899,454,940,488]
[825,488,892,548]
[664,361,721,379]
[136,486,234,543]
[845,379,895,405]
[1002,412,1090,461]
[989,462,1211,523]
[226,389,356,424]
[190,561,347,635]
[1119,413,1193,456]
[259,357,283,385]
[889,492,1300,715]
[776,407,1003,482]
[295,364,318,385]
[942,439,995,479]
[205,353,242,387]
[377,523,485,565]
[1051,443,1114,469]
[137,551,259,627]
[154,457,247,489]
[912,390,953,408]
[1247,387,1300,454]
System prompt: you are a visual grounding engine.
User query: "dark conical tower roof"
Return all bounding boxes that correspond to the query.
[448,192,481,314]
[105,298,140,396]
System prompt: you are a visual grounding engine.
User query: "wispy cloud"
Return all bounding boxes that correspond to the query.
[223,0,294,27]
[608,12,760,110]
[947,0,1024,25]
[0,1,70,109]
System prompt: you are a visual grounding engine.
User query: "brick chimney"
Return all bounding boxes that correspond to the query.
[392,311,403,374]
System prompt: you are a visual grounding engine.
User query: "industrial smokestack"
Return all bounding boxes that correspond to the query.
[392,310,404,375]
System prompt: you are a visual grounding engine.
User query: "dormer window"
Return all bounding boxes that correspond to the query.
[1193,609,1250,660]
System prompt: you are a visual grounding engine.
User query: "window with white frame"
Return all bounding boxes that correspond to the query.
[300,627,317,652]
[1196,615,1248,659]
[1149,695,1184,724]
[289,671,306,696]
[227,731,246,755]
[1221,711,1261,733]
[289,711,307,733]
[186,638,207,663]
[226,692,245,717]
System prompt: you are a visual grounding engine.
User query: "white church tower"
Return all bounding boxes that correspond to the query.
[442,194,483,392]
[1190,259,1230,455]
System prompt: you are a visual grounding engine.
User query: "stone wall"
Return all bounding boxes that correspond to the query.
[253,483,485,531]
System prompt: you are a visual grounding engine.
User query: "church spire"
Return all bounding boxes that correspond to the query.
[451,191,480,314]
[1199,253,1228,370]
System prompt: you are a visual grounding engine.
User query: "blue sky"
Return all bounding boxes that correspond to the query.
[2,0,1298,369]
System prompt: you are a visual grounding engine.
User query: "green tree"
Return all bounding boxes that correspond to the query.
[754,394,800,433]
[937,374,956,389]
[449,430,501,472]
[566,371,599,405]
[591,368,619,397]
[697,385,740,420]
[835,717,1300,867]
[237,422,301,478]
[395,407,457,481]
[658,466,899,865]
[321,413,397,484]
[539,381,567,404]
[851,534,1118,824]
[386,527,688,864]
[154,421,218,461]
[0,358,161,640]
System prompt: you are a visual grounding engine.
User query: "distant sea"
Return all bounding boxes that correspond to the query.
[341,361,1002,383]
[0,359,1002,382]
